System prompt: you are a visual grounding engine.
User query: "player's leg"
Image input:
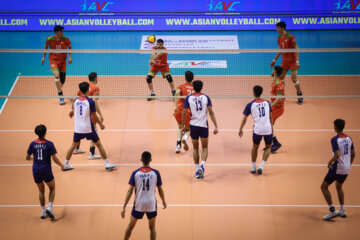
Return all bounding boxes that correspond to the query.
[124,216,138,240]
[93,137,116,171]
[321,175,339,220]
[63,139,80,170]
[279,68,288,81]
[164,71,175,96]
[45,179,55,220]
[271,111,283,153]
[36,182,47,219]
[290,70,303,104]
[147,70,157,101]
[148,217,157,240]
[192,139,200,178]
[198,137,208,179]
[175,109,183,153]
[88,125,101,159]
[51,67,65,105]
[182,126,190,151]
[335,177,348,217]
[251,133,262,173]
[258,135,272,175]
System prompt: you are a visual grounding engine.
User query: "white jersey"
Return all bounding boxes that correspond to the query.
[129,167,162,212]
[243,99,272,135]
[184,93,212,128]
[331,134,354,175]
[73,97,96,134]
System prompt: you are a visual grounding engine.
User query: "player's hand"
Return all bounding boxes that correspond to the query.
[296,62,300,69]
[238,129,243,138]
[149,61,154,66]
[162,201,167,209]
[328,160,333,169]
[270,60,275,68]
[68,57,73,64]
[100,123,105,130]
[41,57,45,66]
[173,108,177,116]
[69,110,74,118]
[213,128,219,135]
[121,207,126,218]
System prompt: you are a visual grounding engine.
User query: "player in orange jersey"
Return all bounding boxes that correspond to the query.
[270,66,285,153]
[146,39,175,101]
[270,21,303,105]
[73,72,105,159]
[174,71,194,153]
[41,25,73,105]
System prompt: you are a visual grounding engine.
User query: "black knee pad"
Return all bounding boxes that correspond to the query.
[146,75,153,84]
[60,72,66,84]
[166,75,173,83]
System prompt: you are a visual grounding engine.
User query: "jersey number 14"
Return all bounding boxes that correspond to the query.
[142,178,150,191]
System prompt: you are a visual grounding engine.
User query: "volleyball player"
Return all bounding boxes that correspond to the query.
[121,151,167,240]
[270,21,303,105]
[41,25,72,105]
[63,82,115,171]
[26,124,64,220]
[239,85,273,174]
[321,119,355,220]
[174,71,194,153]
[146,39,175,101]
[182,80,219,179]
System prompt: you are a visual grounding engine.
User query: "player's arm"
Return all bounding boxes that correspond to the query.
[173,89,181,115]
[94,99,104,122]
[328,150,340,169]
[67,39,73,64]
[351,149,355,164]
[25,154,33,161]
[181,107,187,129]
[270,52,281,67]
[121,185,135,218]
[149,52,157,65]
[294,40,300,68]
[208,106,219,134]
[271,92,283,108]
[41,41,49,65]
[157,185,167,209]
[69,100,75,118]
[51,154,65,170]
[238,115,248,138]
[92,112,105,130]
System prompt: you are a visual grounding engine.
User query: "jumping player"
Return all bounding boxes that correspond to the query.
[239,85,273,174]
[73,72,104,159]
[146,39,175,101]
[41,25,72,105]
[269,66,285,152]
[26,124,64,220]
[270,21,303,105]
[182,80,219,179]
[174,70,194,153]
[121,151,167,240]
[63,82,115,171]
[321,119,355,220]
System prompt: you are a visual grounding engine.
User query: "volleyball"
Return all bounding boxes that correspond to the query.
[147,35,156,44]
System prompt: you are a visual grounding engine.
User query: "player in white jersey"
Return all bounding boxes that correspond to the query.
[321,119,355,220]
[239,85,273,175]
[182,80,218,179]
[62,82,116,171]
[121,151,167,240]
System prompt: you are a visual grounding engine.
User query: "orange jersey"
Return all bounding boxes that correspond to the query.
[177,82,194,108]
[46,35,71,61]
[152,46,168,67]
[271,78,285,108]
[278,33,297,62]
[77,82,100,96]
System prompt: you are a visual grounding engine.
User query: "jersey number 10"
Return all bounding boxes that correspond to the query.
[258,106,265,117]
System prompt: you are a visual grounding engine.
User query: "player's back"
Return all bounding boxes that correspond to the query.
[177,82,194,107]
[129,167,162,212]
[28,139,56,172]
[244,99,272,135]
[77,83,100,97]
[271,79,285,107]
[331,134,354,175]
[184,93,212,128]
[73,96,96,133]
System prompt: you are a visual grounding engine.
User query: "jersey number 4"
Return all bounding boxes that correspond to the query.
[142,178,150,191]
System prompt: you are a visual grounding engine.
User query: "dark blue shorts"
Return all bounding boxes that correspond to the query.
[131,208,157,220]
[33,170,54,184]
[73,132,99,143]
[324,168,348,184]
[190,125,209,139]
[253,133,273,145]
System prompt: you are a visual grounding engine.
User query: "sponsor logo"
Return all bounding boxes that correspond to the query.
[207,0,240,11]
[334,0,360,11]
[168,60,227,68]
[80,1,114,11]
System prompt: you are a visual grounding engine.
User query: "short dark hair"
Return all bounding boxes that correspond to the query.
[185,71,194,83]
[276,21,286,30]
[274,66,283,77]
[141,151,152,165]
[79,82,90,94]
[193,80,203,93]
[54,25,64,32]
[334,119,345,131]
[253,85,263,98]
[35,124,47,138]
[156,39,164,44]
[88,72,97,82]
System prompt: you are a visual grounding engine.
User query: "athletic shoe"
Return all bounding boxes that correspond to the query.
[323,210,339,220]
[105,162,116,171]
[41,210,47,219]
[271,143,282,153]
[46,208,55,220]
[195,169,200,178]
[175,144,181,153]
[88,153,102,160]
[182,135,189,151]
[62,164,74,171]
[339,210,347,218]
[250,167,256,174]
[59,98,65,105]
[298,97,304,105]
[257,167,263,175]
[147,93,156,101]
[198,165,205,179]
[73,148,85,154]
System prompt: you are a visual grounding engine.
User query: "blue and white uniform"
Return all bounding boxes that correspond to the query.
[73,96,99,142]
[325,134,354,184]
[184,92,212,139]
[129,167,162,219]
[243,98,273,145]
[27,139,57,183]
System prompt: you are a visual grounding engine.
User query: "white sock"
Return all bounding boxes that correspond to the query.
[64,160,69,165]
[201,161,206,167]
[48,202,53,210]
[41,206,46,211]
[252,162,256,168]
[104,159,109,165]
[340,205,345,211]
[260,160,266,168]
[195,164,200,170]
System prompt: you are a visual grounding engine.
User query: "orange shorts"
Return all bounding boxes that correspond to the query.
[50,59,66,72]
[272,107,284,123]
[281,61,297,71]
[149,64,170,77]
[175,107,191,127]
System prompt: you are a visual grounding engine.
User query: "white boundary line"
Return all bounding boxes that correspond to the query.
[0,204,360,208]
[0,75,20,115]
[0,129,360,133]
